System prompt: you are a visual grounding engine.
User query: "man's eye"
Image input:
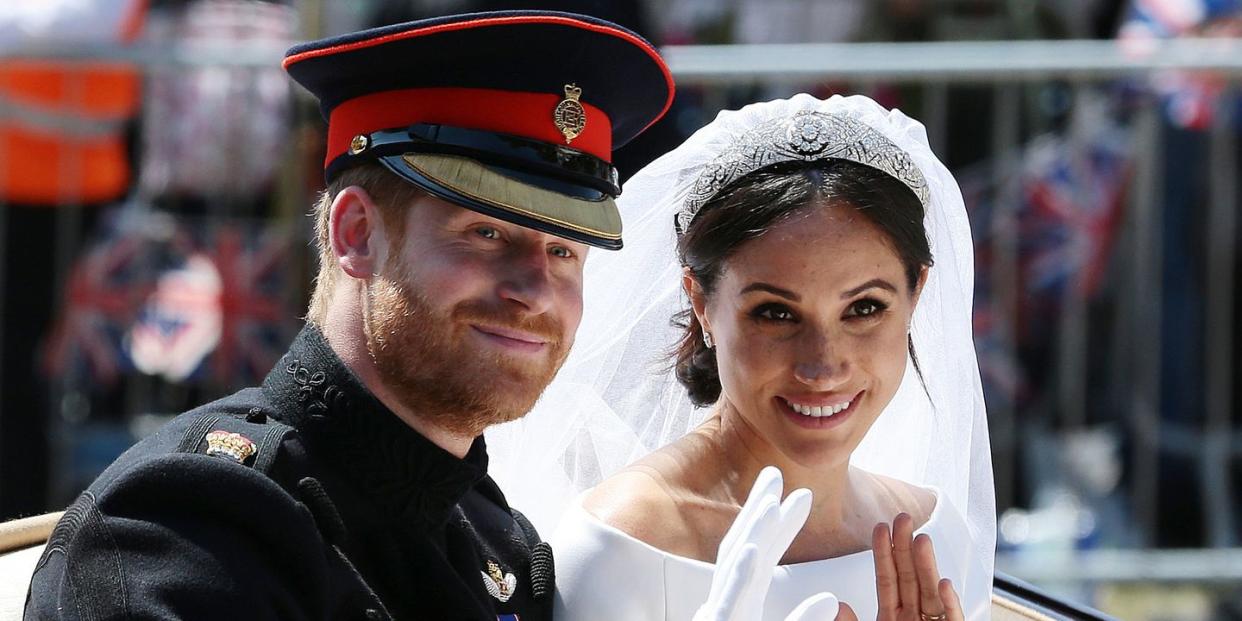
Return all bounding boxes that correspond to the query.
[550,246,574,259]
[475,226,500,240]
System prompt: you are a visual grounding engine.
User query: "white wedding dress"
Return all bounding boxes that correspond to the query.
[551,487,990,621]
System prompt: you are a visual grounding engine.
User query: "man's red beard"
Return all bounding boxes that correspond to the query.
[363,263,570,438]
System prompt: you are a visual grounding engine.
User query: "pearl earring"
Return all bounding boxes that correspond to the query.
[703,331,714,349]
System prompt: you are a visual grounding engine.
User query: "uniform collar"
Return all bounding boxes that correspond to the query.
[263,325,489,528]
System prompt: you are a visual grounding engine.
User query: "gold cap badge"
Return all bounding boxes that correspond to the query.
[553,83,586,144]
[481,559,517,602]
[205,430,257,464]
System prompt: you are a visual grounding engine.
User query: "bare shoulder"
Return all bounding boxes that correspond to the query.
[854,468,938,528]
[580,445,700,554]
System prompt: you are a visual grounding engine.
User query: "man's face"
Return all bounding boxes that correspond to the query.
[364,193,588,438]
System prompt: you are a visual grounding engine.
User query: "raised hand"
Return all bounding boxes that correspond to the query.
[783,592,861,621]
[693,466,851,621]
[694,466,807,621]
[873,513,964,621]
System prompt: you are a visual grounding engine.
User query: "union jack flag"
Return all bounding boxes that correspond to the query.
[195,222,298,386]
[128,251,222,383]
[44,213,300,389]
[1019,126,1130,301]
[962,99,1132,407]
[1119,0,1242,129]
[42,219,152,385]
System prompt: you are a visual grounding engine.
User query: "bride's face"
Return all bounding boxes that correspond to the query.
[691,201,926,468]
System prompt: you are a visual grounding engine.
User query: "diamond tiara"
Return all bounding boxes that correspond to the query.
[677,110,930,234]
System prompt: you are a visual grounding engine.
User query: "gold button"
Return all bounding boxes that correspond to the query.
[349,134,369,155]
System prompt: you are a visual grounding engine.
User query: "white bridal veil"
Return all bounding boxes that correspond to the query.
[487,93,995,586]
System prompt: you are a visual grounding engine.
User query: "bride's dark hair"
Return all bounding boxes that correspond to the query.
[673,159,933,407]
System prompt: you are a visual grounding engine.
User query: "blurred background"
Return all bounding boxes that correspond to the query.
[1,0,1240,618]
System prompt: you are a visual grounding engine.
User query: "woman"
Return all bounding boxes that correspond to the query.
[486,94,994,620]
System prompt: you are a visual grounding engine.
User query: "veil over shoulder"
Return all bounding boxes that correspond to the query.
[486,93,995,605]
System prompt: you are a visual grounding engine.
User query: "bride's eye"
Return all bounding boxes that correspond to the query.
[846,298,889,319]
[752,303,796,322]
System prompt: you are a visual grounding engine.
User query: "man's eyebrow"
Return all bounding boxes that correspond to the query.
[739,282,800,302]
[842,278,897,298]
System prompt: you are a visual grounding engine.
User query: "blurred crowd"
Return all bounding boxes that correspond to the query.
[3,6,1242,608]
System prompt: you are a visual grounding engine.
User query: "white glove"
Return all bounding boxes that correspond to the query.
[692,466,841,621]
[785,592,840,621]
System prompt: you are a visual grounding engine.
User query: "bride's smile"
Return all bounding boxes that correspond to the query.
[780,393,856,417]
[775,392,862,430]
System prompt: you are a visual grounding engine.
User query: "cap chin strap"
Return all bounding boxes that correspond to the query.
[326,123,620,198]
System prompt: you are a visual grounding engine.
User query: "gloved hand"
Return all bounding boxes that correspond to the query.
[692,466,847,621]
[785,593,842,621]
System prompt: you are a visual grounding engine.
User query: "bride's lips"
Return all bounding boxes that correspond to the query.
[775,391,863,430]
[470,324,549,354]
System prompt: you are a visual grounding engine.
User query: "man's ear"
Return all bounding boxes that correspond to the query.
[330,185,387,279]
[682,267,711,336]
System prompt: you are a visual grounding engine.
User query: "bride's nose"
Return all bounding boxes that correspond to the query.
[792,331,849,386]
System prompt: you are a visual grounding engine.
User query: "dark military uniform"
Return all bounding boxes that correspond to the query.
[27,326,551,620]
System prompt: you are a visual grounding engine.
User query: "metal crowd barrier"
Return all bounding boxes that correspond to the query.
[3,39,1242,598]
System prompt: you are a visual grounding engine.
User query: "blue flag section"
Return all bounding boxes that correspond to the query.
[42,210,300,388]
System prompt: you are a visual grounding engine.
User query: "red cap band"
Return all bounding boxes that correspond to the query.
[326,87,613,168]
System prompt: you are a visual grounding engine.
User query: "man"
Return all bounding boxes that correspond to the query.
[26,11,673,620]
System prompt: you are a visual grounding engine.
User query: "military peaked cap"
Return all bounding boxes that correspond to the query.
[284,11,675,249]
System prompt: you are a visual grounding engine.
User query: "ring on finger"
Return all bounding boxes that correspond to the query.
[920,613,947,621]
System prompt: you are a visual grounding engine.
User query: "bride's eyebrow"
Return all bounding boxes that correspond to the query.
[739,282,800,301]
[842,278,897,299]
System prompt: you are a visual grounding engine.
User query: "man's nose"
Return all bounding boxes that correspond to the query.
[496,243,554,315]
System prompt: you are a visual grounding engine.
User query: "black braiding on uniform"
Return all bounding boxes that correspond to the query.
[174,414,221,454]
[290,488,392,621]
[36,491,91,577]
[296,477,347,546]
[43,492,129,618]
[528,542,555,600]
[510,509,554,600]
[253,424,288,474]
[328,544,392,621]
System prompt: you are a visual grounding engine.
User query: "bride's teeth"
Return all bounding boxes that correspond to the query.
[784,397,854,417]
[786,399,851,417]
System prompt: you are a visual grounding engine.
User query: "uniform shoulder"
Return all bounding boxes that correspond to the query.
[42,396,333,587]
[83,390,312,514]
[29,447,340,619]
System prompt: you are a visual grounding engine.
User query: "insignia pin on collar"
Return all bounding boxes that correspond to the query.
[482,559,518,602]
